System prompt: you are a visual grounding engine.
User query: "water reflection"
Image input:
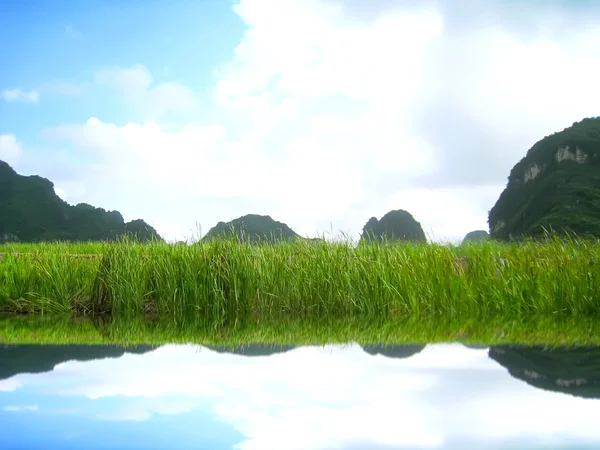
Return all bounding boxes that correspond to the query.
[360,344,425,359]
[1,343,600,449]
[0,344,157,381]
[489,345,600,399]
[204,344,296,357]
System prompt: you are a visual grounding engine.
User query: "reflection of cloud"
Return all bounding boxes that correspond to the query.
[3,404,39,412]
[0,377,21,392]
[5,344,600,450]
[96,398,198,422]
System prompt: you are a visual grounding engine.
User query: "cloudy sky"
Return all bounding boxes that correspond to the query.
[2,343,600,449]
[1,0,599,243]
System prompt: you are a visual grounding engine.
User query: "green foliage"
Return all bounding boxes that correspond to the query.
[360,209,426,243]
[202,214,302,243]
[489,117,600,240]
[124,219,162,242]
[0,160,162,243]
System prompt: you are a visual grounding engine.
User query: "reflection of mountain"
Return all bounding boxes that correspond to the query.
[0,344,157,380]
[463,344,488,350]
[203,344,296,357]
[489,345,600,398]
[361,345,425,359]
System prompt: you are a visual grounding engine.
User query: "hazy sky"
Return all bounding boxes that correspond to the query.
[2,343,600,449]
[1,0,599,242]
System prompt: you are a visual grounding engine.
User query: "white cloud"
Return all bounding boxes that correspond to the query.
[7,344,600,450]
[94,64,199,119]
[28,0,600,242]
[0,134,23,165]
[2,88,39,103]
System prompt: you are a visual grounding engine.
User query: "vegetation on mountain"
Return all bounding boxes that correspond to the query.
[202,213,301,243]
[462,230,489,244]
[489,345,600,398]
[0,160,162,243]
[489,117,600,240]
[360,209,426,243]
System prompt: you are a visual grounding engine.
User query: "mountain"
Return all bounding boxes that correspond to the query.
[202,214,302,243]
[203,344,296,356]
[489,345,600,398]
[0,160,162,243]
[0,344,157,381]
[488,117,600,240]
[360,209,426,243]
[361,344,425,359]
[462,230,489,244]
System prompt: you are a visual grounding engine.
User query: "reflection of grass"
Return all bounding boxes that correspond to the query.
[1,235,600,320]
[2,314,600,346]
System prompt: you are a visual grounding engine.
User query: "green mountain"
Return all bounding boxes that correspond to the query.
[203,344,296,357]
[202,214,302,243]
[360,209,426,243]
[0,160,162,243]
[462,230,489,244]
[488,117,600,240]
[489,345,600,398]
[0,344,157,381]
[361,344,425,359]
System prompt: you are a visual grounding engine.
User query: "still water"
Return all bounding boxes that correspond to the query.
[1,343,599,449]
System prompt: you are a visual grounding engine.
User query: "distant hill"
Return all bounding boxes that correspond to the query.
[360,209,426,243]
[0,344,157,381]
[488,117,600,240]
[0,160,162,243]
[203,344,296,357]
[489,345,600,399]
[361,344,425,359]
[202,214,302,243]
[462,230,489,244]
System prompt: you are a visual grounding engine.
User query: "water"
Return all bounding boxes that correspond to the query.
[1,343,600,449]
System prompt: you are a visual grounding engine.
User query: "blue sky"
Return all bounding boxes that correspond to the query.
[0,0,243,137]
[2,343,600,449]
[1,0,599,242]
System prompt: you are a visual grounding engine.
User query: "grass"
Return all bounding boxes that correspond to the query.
[2,313,600,346]
[1,234,599,325]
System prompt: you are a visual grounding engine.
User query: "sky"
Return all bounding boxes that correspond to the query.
[1,0,600,243]
[2,343,600,449]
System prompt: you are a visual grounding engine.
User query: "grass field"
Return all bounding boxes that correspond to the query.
[1,235,599,324]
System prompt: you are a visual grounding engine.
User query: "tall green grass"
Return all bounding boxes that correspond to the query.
[1,235,599,323]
